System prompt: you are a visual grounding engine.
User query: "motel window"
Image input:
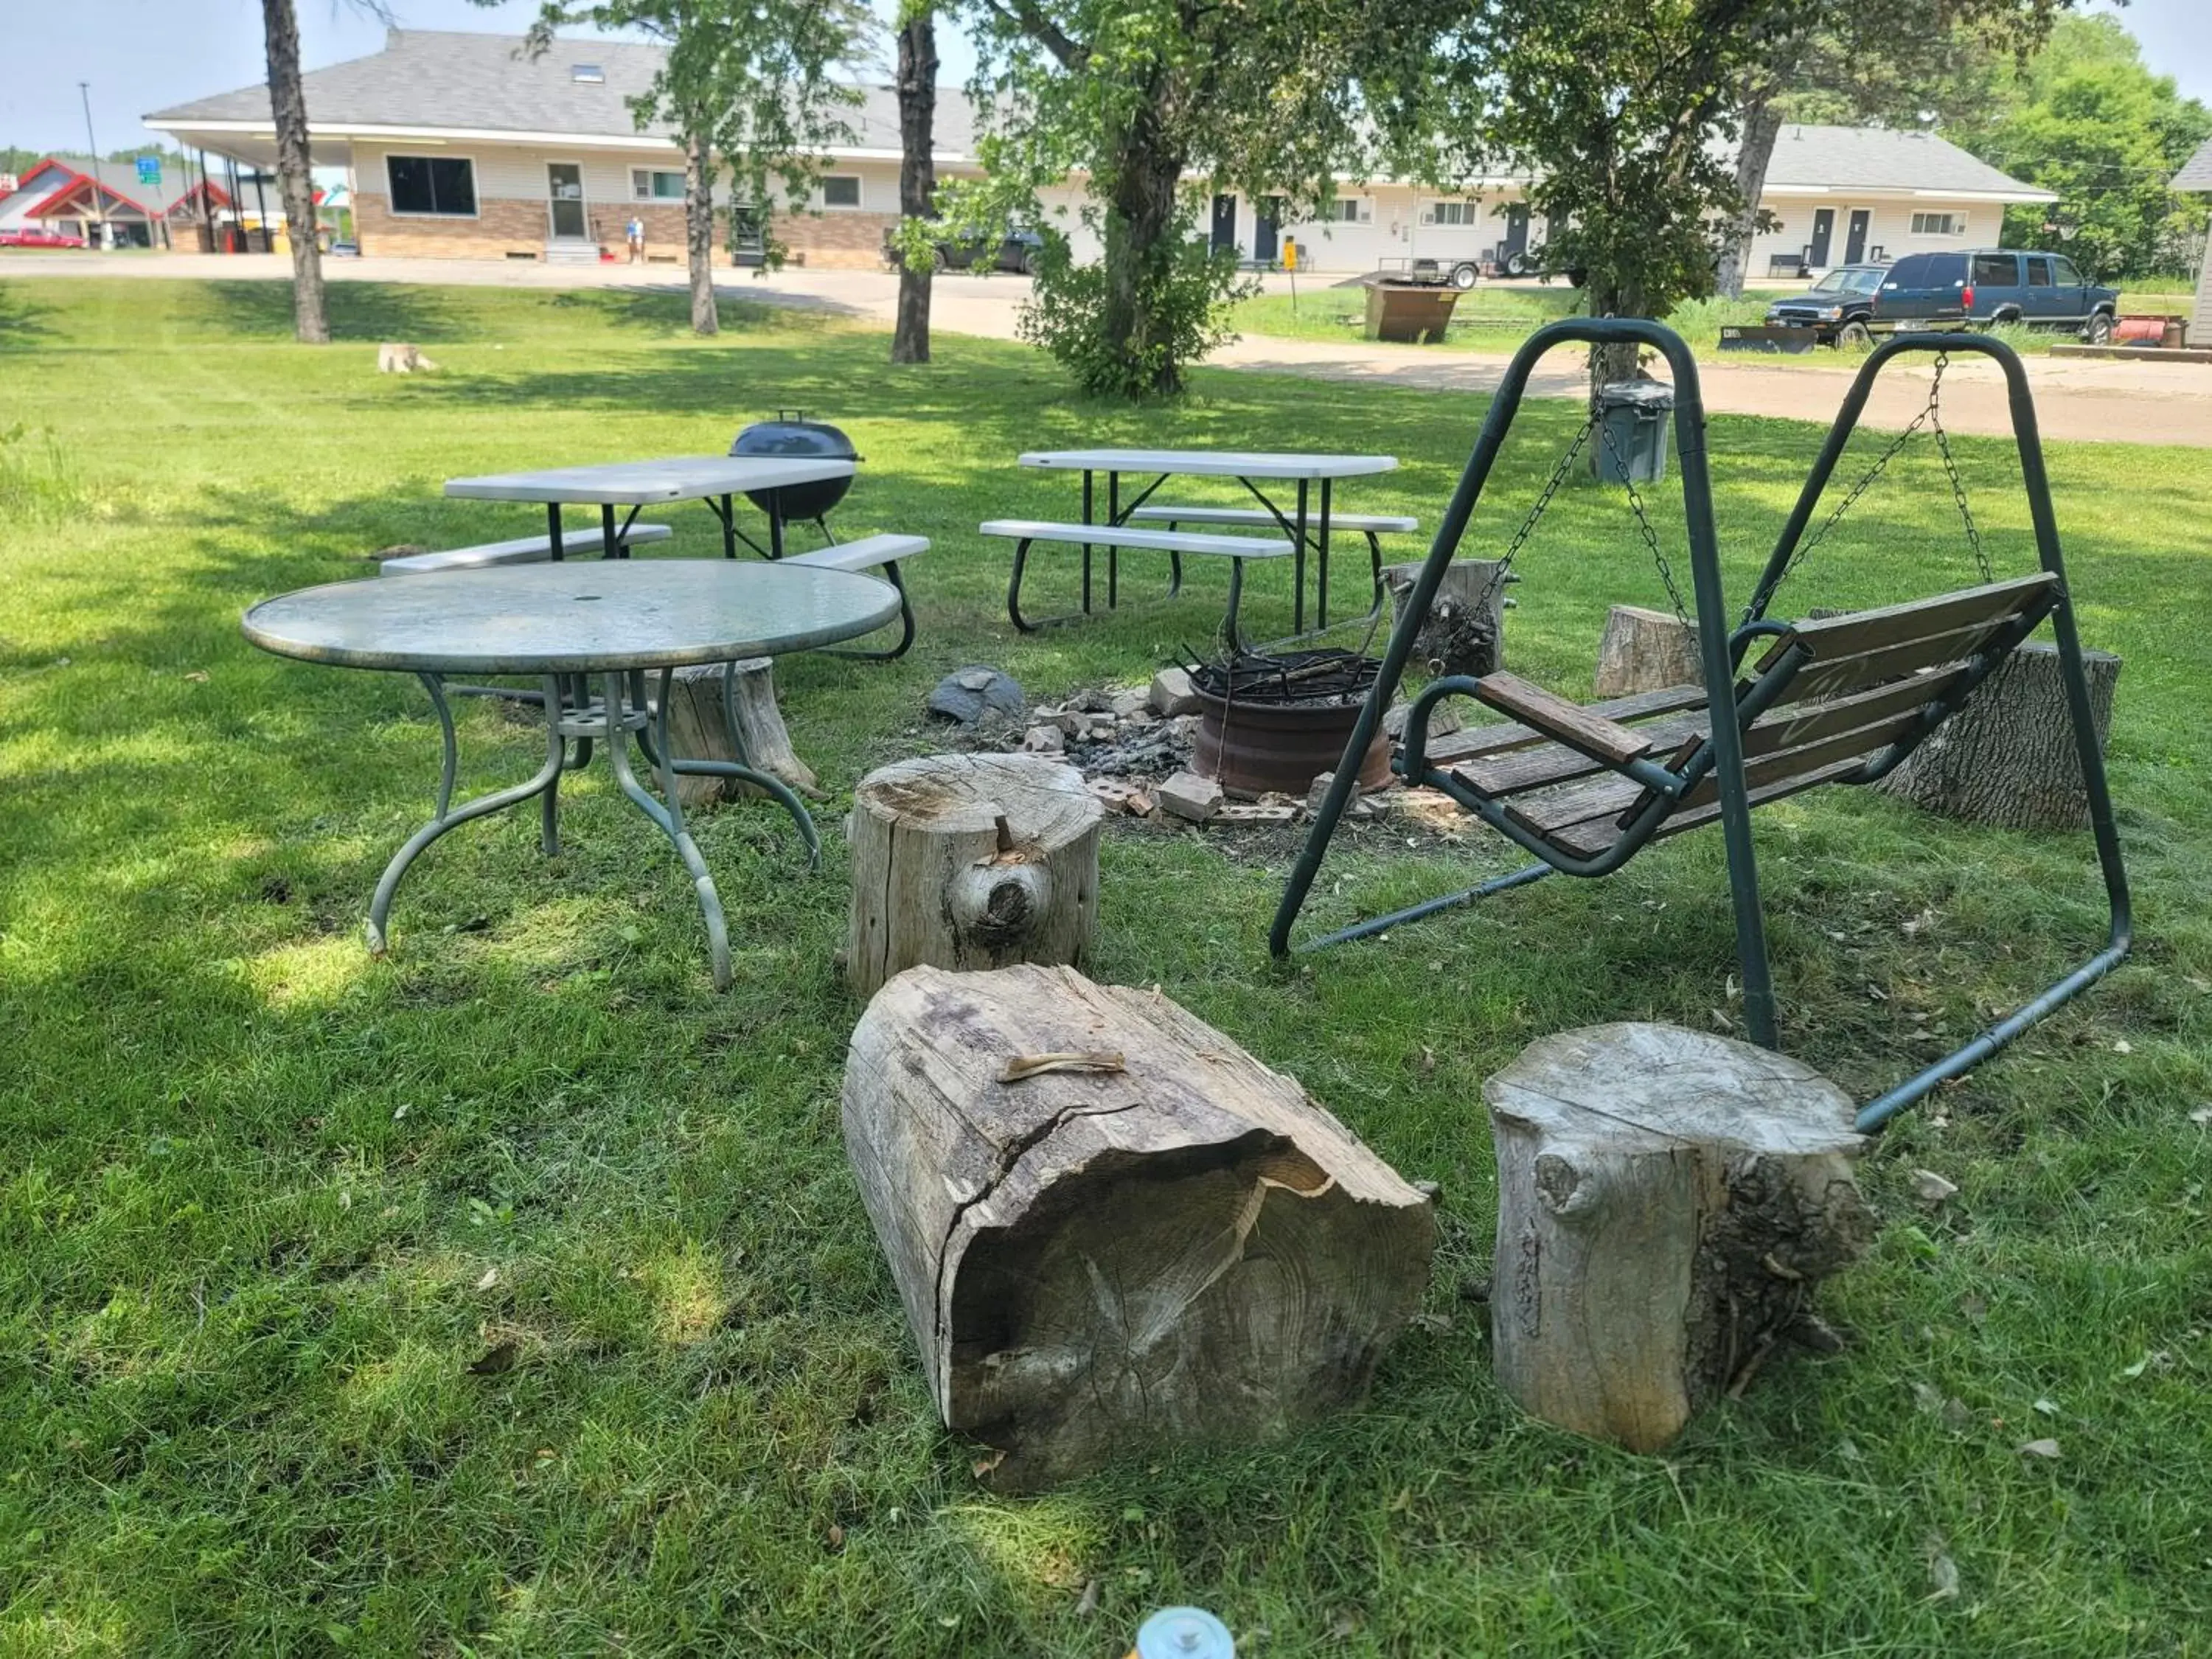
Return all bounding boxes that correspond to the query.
[631,168,686,201]
[821,175,861,208]
[1422,200,1478,226]
[386,156,477,217]
[571,63,605,83]
[1329,198,1373,224]
[1909,212,1961,236]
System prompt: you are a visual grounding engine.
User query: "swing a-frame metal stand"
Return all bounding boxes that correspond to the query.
[1271,321,2132,1133]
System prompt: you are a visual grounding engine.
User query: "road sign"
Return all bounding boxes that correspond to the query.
[136,156,161,185]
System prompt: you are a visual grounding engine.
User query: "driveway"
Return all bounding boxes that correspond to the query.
[11,251,2211,446]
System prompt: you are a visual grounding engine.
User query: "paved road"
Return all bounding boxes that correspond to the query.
[12,251,2211,446]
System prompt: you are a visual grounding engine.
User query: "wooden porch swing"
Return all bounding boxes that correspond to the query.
[1270,321,2132,1132]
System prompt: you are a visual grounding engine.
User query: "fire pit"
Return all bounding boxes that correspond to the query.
[1188,647,1391,796]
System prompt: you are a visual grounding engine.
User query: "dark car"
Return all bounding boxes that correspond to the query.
[883,226,1043,276]
[1764,263,1888,346]
[1871,248,2118,341]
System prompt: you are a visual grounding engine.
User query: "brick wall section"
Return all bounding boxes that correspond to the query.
[355,191,894,270]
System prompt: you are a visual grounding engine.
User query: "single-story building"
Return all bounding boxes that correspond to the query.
[147,29,2058,279]
[2175,136,2212,342]
[0,158,230,248]
[147,29,961,269]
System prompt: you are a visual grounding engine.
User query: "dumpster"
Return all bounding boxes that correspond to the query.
[1590,380,1674,484]
[1364,281,1461,344]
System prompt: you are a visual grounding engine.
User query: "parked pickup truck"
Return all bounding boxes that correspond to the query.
[1762,263,1888,346]
[1768,248,2118,345]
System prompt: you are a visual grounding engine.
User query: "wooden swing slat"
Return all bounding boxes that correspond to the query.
[1754,573,2055,669]
[1453,707,1711,797]
[1775,622,2008,705]
[1425,683,1708,766]
[1472,671,1657,765]
[1545,760,1868,860]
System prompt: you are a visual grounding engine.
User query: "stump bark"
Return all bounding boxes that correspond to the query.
[843,962,1437,1489]
[1384,559,1510,679]
[1484,1023,1874,1453]
[1875,642,2121,831]
[1593,604,1703,698]
[846,754,1105,1000]
[663,659,821,810]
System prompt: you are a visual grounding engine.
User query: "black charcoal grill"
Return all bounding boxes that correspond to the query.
[730,410,858,531]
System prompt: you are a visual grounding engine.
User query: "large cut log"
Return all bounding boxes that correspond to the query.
[1593,604,1703,698]
[844,963,1437,1490]
[1874,641,2120,831]
[846,754,1105,1000]
[1383,559,1510,679]
[663,659,821,810]
[1485,1022,1873,1453]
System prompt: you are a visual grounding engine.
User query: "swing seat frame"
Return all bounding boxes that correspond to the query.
[1270,322,2132,1133]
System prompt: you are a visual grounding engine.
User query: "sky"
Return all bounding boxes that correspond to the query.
[1,0,2202,162]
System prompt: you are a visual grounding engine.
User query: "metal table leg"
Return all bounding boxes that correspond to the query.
[367,672,567,957]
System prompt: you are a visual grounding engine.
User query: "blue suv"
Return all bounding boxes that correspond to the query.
[1872,249,2118,341]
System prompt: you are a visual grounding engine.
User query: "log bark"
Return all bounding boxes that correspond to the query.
[662,659,819,810]
[1593,604,1703,698]
[1485,1022,1874,1453]
[1383,558,1509,680]
[843,962,1437,1489]
[1874,642,2121,831]
[846,754,1104,999]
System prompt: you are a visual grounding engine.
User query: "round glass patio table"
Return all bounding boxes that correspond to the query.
[243,560,901,990]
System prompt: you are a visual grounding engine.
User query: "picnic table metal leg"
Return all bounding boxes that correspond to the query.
[546,504,565,562]
[1107,473,1120,609]
[1293,477,1310,634]
[1317,476,1332,629]
[1081,471,1094,615]
[601,502,619,559]
[768,494,786,562]
[367,672,566,959]
[723,493,740,559]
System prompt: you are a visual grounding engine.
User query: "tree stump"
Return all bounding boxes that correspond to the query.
[843,962,1437,1489]
[1384,559,1510,679]
[1484,1023,1874,1453]
[1874,642,2121,831]
[663,659,821,810]
[1593,604,1703,698]
[846,754,1105,1000]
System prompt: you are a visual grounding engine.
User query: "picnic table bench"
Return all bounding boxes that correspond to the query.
[980,518,1291,644]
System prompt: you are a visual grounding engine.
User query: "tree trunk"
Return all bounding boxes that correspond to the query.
[1486,1023,1874,1453]
[261,0,328,344]
[1715,94,1783,302]
[1585,273,1646,397]
[846,754,1105,1000]
[685,130,718,337]
[1101,111,1188,397]
[843,961,1437,1490]
[1382,559,1511,679]
[1593,604,1703,697]
[1874,642,2121,831]
[661,660,821,810]
[891,7,939,366]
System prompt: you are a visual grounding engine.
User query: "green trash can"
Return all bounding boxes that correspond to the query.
[1590,380,1674,484]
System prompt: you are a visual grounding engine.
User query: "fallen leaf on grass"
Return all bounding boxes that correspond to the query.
[2189,1105,2211,1126]
[2034,1397,2060,1416]
[1926,1539,1961,1601]
[475,1267,499,1291]
[2017,1437,2062,1460]
[466,1340,518,1377]
[2113,1039,2132,1054]
[183,670,209,684]
[1912,1169,1959,1203]
[1074,1579,1099,1617]
[824,1523,844,1554]
[970,1449,1006,1479]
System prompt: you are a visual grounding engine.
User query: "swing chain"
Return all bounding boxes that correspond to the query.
[1596,403,1694,630]
[1466,408,1598,619]
[1927,356,1995,584]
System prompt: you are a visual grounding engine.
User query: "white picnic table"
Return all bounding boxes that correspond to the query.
[445,453,856,561]
[1017,448,1399,632]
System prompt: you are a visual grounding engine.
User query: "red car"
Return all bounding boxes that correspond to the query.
[0,227,89,249]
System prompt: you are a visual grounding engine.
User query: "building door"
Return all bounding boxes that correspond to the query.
[1253,198,1281,262]
[1843,209,1870,265]
[1211,194,1238,254]
[1807,208,1834,268]
[546,163,588,241]
[1501,204,1531,264]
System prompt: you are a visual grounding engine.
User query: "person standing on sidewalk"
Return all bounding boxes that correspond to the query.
[626,215,645,264]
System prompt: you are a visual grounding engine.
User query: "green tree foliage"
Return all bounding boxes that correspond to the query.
[519,0,868,332]
[1950,14,2211,281]
[953,0,1415,398]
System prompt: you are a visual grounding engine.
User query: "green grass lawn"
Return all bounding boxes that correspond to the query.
[1232,283,2199,360]
[4,277,2211,1657]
